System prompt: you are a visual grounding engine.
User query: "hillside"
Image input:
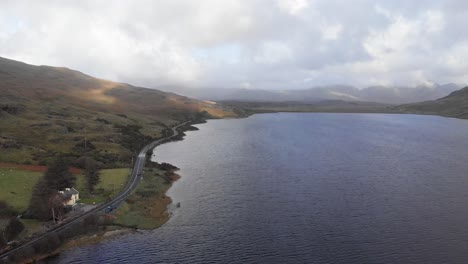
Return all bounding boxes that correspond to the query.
[396,87,468,119]
[0,57,235,166]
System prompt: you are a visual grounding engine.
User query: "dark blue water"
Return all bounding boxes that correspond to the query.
[50,113,468,263]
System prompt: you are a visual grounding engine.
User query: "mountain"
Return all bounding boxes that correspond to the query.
[167,84,463,104]
[158,86,290,102]
[0,57,234,166]
[221,100,394,117]
[358,83,462,104]
[288,85,361,102]
[396,86,468,119]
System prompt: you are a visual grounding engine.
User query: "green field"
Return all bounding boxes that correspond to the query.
[77,168,131,204]
[114,168,173,229]
[0,167,131,213]
[0,168,42,212]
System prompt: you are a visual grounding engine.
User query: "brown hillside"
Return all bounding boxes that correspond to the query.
[0,57,229,118]
[0,57,234,166]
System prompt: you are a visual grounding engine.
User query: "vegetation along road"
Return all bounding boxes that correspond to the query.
[0,121,189,261]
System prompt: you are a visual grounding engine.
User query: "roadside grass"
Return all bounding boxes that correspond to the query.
[114,168,173,229]
[114,202,165,229]
[19,218,46,238]
[77,168,131,204]
[97,168,131,192]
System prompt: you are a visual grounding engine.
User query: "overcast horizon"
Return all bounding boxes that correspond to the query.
[1,0,468,91]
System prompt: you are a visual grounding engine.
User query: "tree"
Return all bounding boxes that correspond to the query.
[27,156,75,220]
[28,188,66,221]
[0,200,16,217]
[0,229,6,249]
[84,158,101,192]
[159,162,179,171]
[28,180,53,220]
[48,193,65,223]
[3,217,24,242]
[163,171,173,184]
[43,156,76,191]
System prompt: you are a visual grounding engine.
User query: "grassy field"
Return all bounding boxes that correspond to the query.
[77,168,131,204]
[0,168,42,212]
[0,165,173,230]
[0,167,131,213]
[114,168,174,229]
[0,166,131,242]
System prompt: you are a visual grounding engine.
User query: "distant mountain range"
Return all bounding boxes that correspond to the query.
[219,85,468,121]
[164,83,464,104]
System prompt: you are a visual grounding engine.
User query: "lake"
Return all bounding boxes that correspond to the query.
[48,113,468,263]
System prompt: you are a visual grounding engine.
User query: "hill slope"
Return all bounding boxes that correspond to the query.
[0,57,234,166]
[396,87,468,119]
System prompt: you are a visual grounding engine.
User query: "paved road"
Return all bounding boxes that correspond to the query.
[98,121,188,211]
[0,121,189,261]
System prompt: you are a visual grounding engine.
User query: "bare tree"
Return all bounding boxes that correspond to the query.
[48,194,65,224]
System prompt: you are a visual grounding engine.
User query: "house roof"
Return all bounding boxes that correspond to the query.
[61,187,79,198]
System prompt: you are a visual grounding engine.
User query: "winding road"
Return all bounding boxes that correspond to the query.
[0,121,189,261]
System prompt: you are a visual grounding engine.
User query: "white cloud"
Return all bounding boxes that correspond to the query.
[424,10,445,34]
[320,23,343,40]
[0,0,467,90]
[277,0,310,15]
[240,82,253,89]
[253,42,293,65]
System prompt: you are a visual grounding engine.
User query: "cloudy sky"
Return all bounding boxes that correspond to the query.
[1,0,468,90]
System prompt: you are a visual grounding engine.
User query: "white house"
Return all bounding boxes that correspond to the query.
[59,187,80,207]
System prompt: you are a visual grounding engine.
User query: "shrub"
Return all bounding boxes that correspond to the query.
[3,217,25,241]
[136,190,157,198]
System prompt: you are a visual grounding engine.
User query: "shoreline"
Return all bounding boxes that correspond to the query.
[1,121,200,264]
[37,171,183,263]
[9,112,468,263]
[41,125,196,259]
[227,109,468,124]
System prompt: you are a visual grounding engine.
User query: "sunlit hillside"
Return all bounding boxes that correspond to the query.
[0,57,235,166]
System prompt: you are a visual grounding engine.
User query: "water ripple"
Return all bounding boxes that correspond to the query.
[48,114,468,264]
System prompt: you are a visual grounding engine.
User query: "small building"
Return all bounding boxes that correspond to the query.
[59,187,80,207]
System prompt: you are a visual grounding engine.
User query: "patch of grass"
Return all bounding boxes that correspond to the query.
[77,168,131,204]
[114,168,174,229]
[0,168,42,212]
[97,168,131,192]
[19,218,46,238]
[114,202,164,229]
[79,196,104,205]
[0,147,35,164]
